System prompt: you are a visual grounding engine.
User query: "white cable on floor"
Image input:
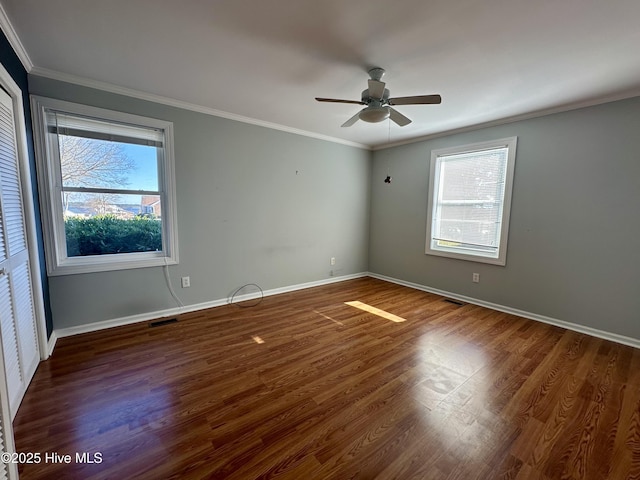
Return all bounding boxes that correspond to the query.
[163,257,184,308]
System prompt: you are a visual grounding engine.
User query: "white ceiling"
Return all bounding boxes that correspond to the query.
[3,0,640,148]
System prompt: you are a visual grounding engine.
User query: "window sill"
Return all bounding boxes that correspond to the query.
[47,253,178,276]
[425,247,506,266]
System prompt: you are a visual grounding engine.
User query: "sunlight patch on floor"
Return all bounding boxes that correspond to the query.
[313,310,344,326]
[345,301,406,323]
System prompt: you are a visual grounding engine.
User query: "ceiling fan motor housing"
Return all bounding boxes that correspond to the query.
[359,83,391,123]
[362,88,390,103]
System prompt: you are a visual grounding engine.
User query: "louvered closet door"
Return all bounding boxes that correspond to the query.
[0,87,39,417]
[0,334,18,480]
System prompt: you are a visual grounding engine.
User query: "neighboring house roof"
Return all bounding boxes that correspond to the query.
[66,202,142,217]
[63,209,88,218]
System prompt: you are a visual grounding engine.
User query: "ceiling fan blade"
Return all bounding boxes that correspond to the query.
[367,80,386,99]
[389,108,412,127]
[341,110,362,127]
[316,97,366,105]
[388,94,442,106]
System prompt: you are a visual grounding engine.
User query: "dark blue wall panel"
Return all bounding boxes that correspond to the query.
[1,29,53,337]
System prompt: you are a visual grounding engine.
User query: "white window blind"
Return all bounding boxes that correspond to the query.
[46,111,164,147]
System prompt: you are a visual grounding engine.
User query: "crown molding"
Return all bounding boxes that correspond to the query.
[373,89,640,151]
[0,2,33,71]
[30,67,371,150]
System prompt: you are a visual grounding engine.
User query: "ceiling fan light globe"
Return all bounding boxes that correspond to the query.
[359,106,390,123]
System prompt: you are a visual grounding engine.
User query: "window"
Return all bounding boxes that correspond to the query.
[31,96,178,275]
[426,137,517,265]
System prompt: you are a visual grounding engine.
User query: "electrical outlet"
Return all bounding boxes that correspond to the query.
[472,273,480,283]
[181,276,190,288]
[330,257,336,266]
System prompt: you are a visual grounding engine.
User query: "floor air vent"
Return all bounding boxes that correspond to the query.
[443,298,466,306]
[149,318,178,328]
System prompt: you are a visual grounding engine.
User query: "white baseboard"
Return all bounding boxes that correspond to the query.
[369,273,640,350]
[51,273,368,345]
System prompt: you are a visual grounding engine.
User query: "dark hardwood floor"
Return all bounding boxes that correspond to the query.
[12,277,640,479]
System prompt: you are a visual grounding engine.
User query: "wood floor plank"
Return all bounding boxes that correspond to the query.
[522,375,582,469]
[11,277,640,479]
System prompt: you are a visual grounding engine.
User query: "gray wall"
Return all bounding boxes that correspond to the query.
[25,74,640,340]
[29,76,371,330]
[370,97,640,340]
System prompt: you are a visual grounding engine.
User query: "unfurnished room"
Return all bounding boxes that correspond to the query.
[0,1,639,479]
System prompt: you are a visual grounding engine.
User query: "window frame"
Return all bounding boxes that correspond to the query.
[30,96,179,276]
[425,136,517,266]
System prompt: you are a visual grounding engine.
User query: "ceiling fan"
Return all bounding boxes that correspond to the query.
[315,68,441,127]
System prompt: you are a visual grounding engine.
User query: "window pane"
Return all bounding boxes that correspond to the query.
[435,149,507,250]
[59,135,159,191]
[436,203,501,244]
[440,149,507,202]
[436,205,500,245]
[63,192,162,257]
